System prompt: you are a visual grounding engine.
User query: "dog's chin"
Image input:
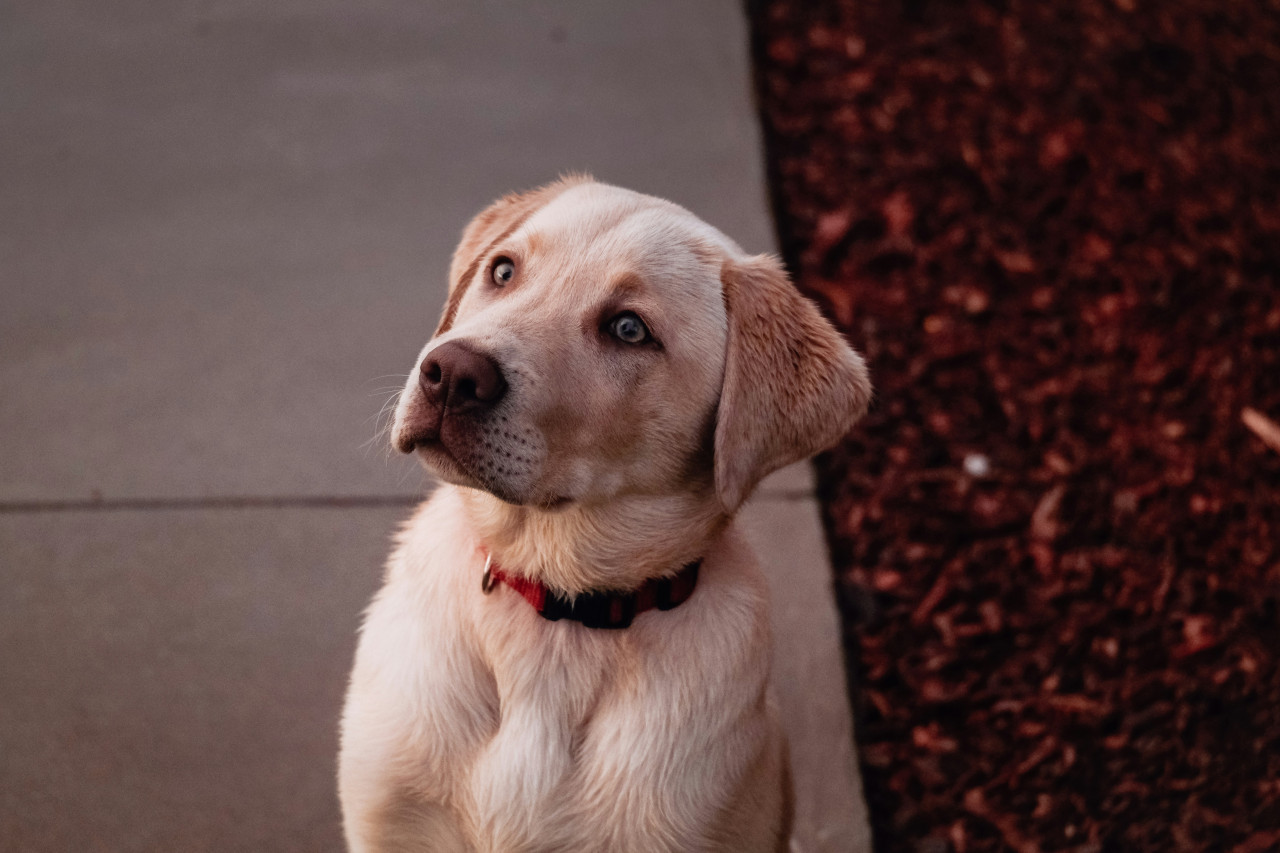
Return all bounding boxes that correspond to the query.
[413,442,572,511]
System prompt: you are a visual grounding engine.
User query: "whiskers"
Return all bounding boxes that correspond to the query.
[362,375,409,460]
[361,373,434,491]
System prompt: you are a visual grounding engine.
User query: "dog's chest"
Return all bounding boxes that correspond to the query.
[349,494,774,851]
[460,598,734,851]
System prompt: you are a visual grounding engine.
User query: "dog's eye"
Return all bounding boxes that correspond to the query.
[607,312,651,344]
[491,259,515,287]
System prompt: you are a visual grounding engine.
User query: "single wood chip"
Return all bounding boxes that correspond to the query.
[963,789,1043,853]
[1242,407,1280,454]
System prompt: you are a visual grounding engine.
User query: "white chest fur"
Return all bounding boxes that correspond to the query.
[339,489,784,853]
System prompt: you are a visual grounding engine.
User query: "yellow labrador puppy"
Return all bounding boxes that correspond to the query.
[339,177,871,853]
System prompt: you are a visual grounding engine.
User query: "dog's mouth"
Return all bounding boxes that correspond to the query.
[395,429,435,455]
[394,387,571,508]
[413,439,501,494]
[395,400,483,461]
[407,431,572,510]
[393,404,443,454]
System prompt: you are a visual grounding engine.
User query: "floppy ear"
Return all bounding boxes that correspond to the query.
[714,254,872,511]
[435,174,591,335]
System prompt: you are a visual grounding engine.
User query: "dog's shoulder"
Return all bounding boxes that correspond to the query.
[343,488,499,791]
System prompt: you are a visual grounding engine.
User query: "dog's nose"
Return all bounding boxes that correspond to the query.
[419,341,507,412]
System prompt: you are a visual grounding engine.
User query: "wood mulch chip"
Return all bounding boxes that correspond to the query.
[747,1,1280,850]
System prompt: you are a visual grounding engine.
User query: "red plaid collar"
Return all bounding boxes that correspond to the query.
[480,551,701,630]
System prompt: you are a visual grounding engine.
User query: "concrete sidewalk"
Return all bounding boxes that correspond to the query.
[0,2,871,850]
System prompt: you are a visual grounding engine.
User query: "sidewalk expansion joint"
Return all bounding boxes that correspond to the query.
[1,489,814,515]
[0,494,426,514]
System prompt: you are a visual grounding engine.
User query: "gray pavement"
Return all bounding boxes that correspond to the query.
[1,2,871,850]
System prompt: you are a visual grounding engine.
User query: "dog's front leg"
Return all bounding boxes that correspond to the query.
[339,684,474,853]
[339,753,470,853]
[344,796,469,853]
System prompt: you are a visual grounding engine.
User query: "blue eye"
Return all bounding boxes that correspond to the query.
[608,312,650,344]
[491,259,515,286]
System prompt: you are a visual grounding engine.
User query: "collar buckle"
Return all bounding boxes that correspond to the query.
[480,553,497,594]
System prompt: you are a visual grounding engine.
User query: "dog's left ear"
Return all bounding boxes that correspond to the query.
[714,254,872,512]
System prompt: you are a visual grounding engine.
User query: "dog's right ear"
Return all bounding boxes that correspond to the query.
[435,175,592,335]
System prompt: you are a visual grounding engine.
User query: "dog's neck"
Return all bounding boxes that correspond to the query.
[456,486,728,596]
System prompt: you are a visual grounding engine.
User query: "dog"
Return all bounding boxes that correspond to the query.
[338,177,871,852]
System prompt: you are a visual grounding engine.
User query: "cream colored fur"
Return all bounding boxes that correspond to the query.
[339,179,871,852]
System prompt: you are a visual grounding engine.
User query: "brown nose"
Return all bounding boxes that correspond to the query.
[419,341,507,413]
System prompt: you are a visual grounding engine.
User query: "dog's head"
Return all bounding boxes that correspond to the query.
[392,177,870,514]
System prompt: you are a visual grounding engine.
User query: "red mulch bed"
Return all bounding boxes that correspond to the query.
[747,1,1280,851]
